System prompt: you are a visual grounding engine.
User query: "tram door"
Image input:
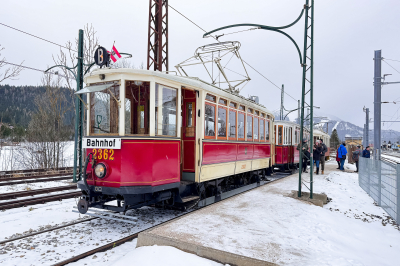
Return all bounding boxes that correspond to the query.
[181,88,197,181]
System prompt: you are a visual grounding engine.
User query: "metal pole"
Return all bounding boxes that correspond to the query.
[73,29,84,183]
[298,0,310,198]
[374,51,381,160]
[307,108,310,127]
[298,100,300,124]
[373,50,381,206]
[363,124,366,148]
[280,84,284,120]
[366,108,369,147]
[309,0,314,199]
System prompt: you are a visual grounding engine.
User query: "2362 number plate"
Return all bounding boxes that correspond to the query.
[92,149,114,160]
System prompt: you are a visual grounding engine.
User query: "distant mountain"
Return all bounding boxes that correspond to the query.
[295,111,400,144]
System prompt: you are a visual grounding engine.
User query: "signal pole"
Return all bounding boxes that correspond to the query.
[280,84,284,120]
[374,50,381,160]
[147,0,169,71]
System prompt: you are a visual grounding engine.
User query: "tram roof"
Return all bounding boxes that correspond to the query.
[84,68,274,117]
[274,120,300,127]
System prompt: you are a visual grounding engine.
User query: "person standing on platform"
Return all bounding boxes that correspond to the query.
[362,146,371,158]
[313,141,322,175]
[352,145,362,173]
[336,145,341,169]
[338,142,348,171]
[319,139,328,174]
[297,138,309,173]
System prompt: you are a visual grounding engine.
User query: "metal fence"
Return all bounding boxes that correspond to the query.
[359,157,400,224]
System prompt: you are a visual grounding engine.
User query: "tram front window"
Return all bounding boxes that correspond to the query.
[90,83,120,135]
[125,81,151,135]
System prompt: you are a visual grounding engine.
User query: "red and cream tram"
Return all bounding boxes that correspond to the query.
[77,69,275,213]
[273,121,301,170]
[313,129,331,160]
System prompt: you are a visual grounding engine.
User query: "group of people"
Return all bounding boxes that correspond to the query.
[336,143,371,172]
[297,138,328,175]
[297,139,372,174]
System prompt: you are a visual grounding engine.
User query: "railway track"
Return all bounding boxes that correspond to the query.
[0,191,81,211]
[0,175,73,186]
[52,172,292,266]
[0,185,77,200]
[0,167,73,177]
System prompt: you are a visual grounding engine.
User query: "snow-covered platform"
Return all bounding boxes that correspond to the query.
[137,161,400,266]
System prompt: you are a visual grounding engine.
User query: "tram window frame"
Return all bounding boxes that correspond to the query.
[260,119,265,142]
[90,82,120,136]
[206,94,216,102]
[238,110,246,141]
[204,102,217,139]
[239,105,245,111]
[219,98,227,106]
[247,114,253,141]
[254,116,259,142]
[274,125,276,145]
[228,107,237,140]
[153,83,178,137]
[217,105,228,140]
[278,125,283,145]
[266,120,270,142]
[230,102,237,108]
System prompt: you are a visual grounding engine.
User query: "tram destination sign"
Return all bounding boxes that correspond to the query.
[83,138,121,149]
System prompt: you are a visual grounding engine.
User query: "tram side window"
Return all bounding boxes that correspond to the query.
[266,120,270,142]
[229,110,236,139]
[278,126,283,145]
[238,112,245,139]
[125,81,151,135]
[254,117,259,140]
[205,104,215,137]
[155,84,177,136]
[218,107,227,138]
[90,83,120,135]
[247,115,253,140]
[260,119,264,141]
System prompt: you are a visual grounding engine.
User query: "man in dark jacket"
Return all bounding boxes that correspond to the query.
[297,138,309,173]
[319,139,328,174]
[352,145,362,173]
[313,142,322,175]
[338,142,347,171]
[362,146,371,158]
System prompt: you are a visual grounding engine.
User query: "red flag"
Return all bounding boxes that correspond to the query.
[109,45,121,63]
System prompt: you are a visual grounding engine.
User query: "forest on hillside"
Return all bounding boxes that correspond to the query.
[0,84,75,127]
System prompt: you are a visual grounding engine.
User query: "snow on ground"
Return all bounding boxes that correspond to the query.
[382,153,400,163]
[67,239,223,266]
[0,141,74,171]
[0,179,74,194]
[149,161,400,266]
[0,200,187,266]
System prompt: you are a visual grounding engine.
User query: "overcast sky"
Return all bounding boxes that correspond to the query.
[1,0,400,131]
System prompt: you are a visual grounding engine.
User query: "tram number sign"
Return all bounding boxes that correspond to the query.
[92,149,114,161]
[94,46,110,67]
[83,137,121,149]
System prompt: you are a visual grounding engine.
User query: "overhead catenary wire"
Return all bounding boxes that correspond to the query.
[0,60,73,80]
[0,22,78,53]
[382,59,400,75]
[383,58,400,63]
[168,4,299,103]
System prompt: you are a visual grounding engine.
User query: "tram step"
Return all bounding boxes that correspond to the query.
[181,195,200,203]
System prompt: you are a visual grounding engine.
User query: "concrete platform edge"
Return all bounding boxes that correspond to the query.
[137,231,278,266]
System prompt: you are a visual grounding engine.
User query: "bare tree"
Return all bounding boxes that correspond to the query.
[0,45,24,83]
[17,73,73,169]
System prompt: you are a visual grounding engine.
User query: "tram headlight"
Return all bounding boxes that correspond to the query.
[94,163,106,179]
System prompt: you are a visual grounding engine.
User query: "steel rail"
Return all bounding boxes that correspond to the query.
[51,172,293,266]
[0,173,73,182]
[0,191,81,210]
[0,176,73,186]
[0,167,73,176]
[0,217,97,245]
[0,185,77,200]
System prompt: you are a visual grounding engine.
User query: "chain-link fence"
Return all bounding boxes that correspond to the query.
[359,157,400,224]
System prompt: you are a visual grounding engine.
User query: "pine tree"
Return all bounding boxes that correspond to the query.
[331,129,340,149]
